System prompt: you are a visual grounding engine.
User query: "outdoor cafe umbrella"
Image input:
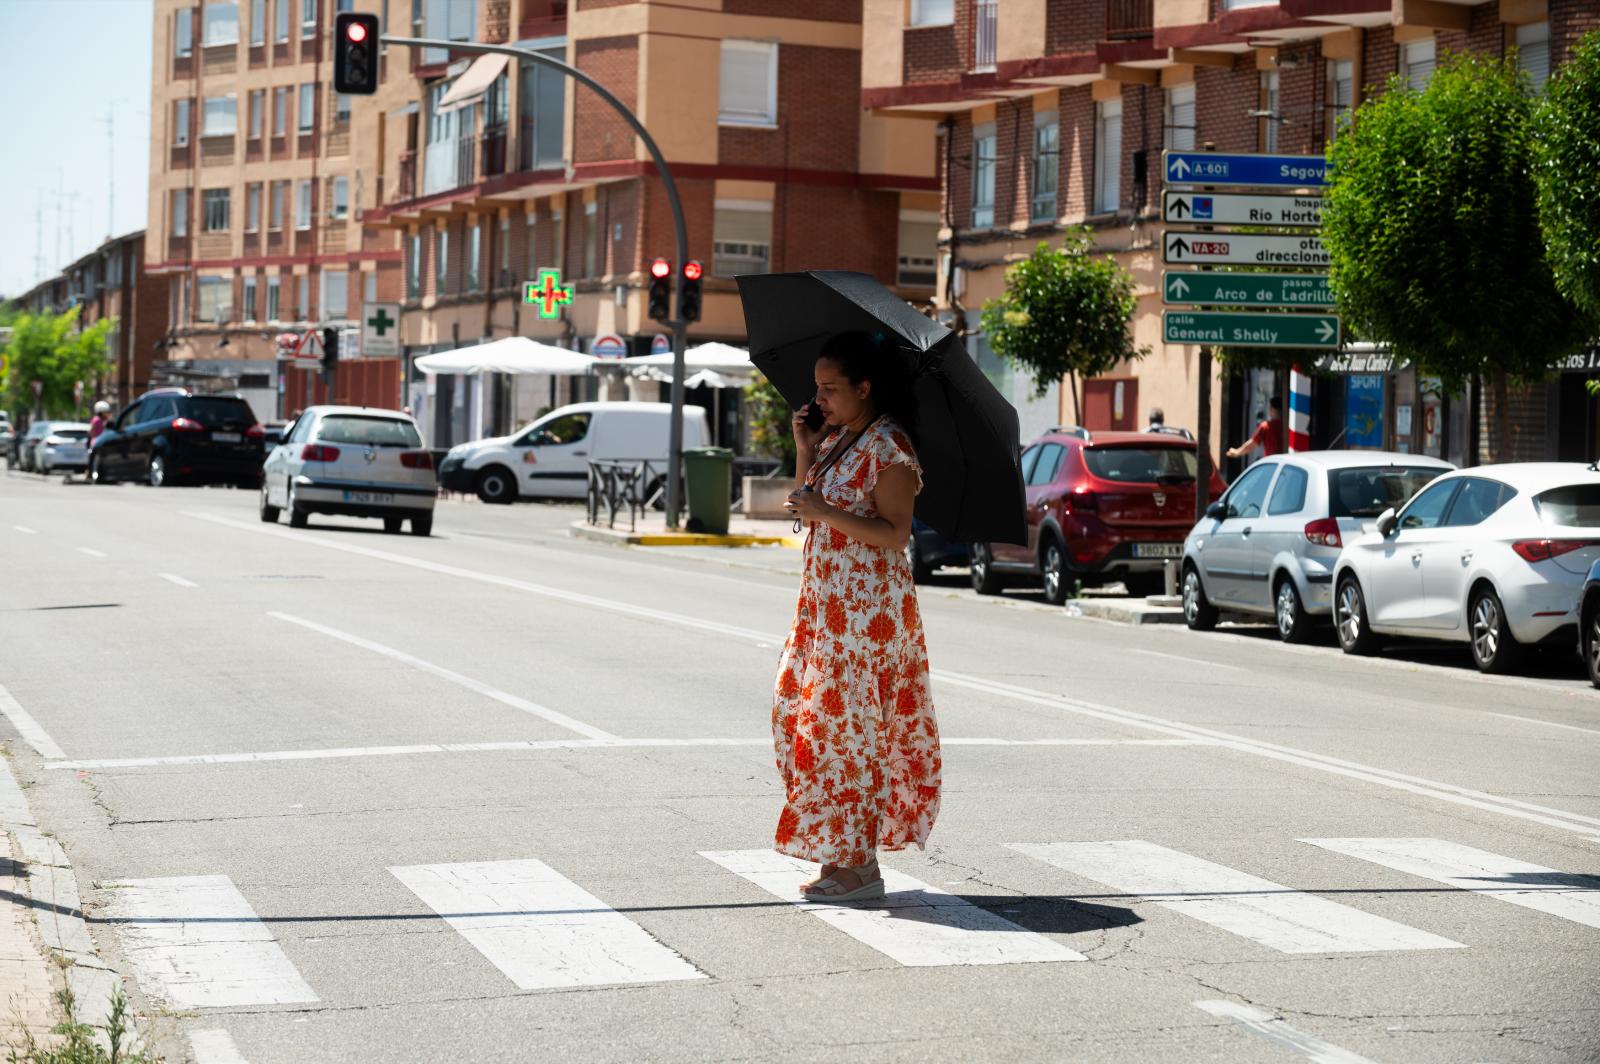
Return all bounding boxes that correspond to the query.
[736,270,1025,545]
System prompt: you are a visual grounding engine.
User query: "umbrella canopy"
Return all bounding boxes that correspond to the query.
[736,271,1025,545]
[628,342,753,370]
[414,337,597,376]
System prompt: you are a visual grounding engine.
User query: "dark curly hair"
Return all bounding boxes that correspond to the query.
[816,330,920,449]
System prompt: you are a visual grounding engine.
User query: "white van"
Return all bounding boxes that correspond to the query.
[437,401,711,503]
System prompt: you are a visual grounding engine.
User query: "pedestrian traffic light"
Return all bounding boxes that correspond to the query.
[334,12,380,95]
[680,260,703,323]
[648,258,672,323]
[321,327,340,374]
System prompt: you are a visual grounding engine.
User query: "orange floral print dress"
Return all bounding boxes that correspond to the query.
[771,418,941,867]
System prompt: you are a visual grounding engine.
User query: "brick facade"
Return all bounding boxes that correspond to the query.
[573,37,639,165]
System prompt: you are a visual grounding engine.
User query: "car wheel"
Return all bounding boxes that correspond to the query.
[1335,577,1382,655]
[410,512,433,537]
[259,481,280,524]
[147,453,166,488]
[1274,576,1312,644]
[1469,586,1522,674]
[383,516,404,534]
[969,543,1004,596]
[287,480,309,528]
[906,535,933,585]
[475,466,517,505]
[1586,605,1600,689]
[1182,565,1218,631]
[1041,539,1070,606]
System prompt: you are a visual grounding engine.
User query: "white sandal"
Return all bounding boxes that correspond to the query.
[800,862,884,903]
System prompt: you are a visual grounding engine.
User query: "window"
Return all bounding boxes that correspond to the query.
[196,275,231,322]
[202,2,239,45]
[266,275,281,320]
[1094,99,1121,214]
[320,269,348,318]
[1517,21,1550,94]
[171,188,190,238]
[499,215,510,283]
[467,222,482,291]
[300,0,316,36]
[1267,464,1310,515]
[1402,37,1436,92]
[1028,444,1065,486]
[330,175,349,219]
[436,228,449,290]
[202,95,237,136]
[1031,112,1059,223]
[297,274,310,318]
[295,179,312,229]
[242,275,257,320]
[1018,445,1042,484]
[1398,477,1458,530]
[1221,0,1275,7]
[245,183,261,230]
[712,202,772,277]
[909,0,953,25]
[364,269,377,303]
[520,50,567,169]
[275,0,289,41]
[1327,466,1445,517]
[971,123,996,228]
[335,92,351,124]
[203,188,230,231]
[174,99,191,146]
[175,7,194,57]
[582,203,596,278]
[1443,478,1516,527]
[1534,484,1600,527]
[316,415,424,447]
[1223,462,1276,519]
[897,213,938,287]
[519,413,591,446]
[269,180,285,229]
[1083,446,1198,482]
[248,89,264,138]
[298,83,315,133]
[1328,59,1354,141]
[719,40,777,127]
[1261,71,1280,152]
[407,232,422,298]
[250,0,265,44]
[273,86,288,136]
[1165,83,1195,151]
[422,0,475,63]
[486,71,509,129]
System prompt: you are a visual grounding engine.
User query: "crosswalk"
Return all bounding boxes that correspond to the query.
[93,836,1597,1012]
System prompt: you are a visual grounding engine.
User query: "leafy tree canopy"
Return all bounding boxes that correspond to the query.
[1,306,116,421]
[1534,28,1600,322]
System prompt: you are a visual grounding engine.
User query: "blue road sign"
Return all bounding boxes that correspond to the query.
[1163,151,1329,189]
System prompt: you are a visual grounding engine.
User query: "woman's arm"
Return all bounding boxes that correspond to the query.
[787,463,918,551]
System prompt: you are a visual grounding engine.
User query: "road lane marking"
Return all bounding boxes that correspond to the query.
[0,681,67,760]
[1194,1000,1377,1064]
[390,859,704,989]
[159,573,198,589]
[76,547,107,558]
[1489,712,1600,737]
[189,1029,249,1064]
[98,876,318,1009]
[45,736,1200,771]
[268,612,617,741]
[1010,841,1464,954]
[1126,648,1245,672]
[701,849,1086,967]
[1302,837,1600,931]
[190,508,1600,839]
[12,525,36,535]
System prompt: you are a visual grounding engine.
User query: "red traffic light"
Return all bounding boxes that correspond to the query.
[346,21,368,42]
[682,260,703,281]
[650,258,672,280]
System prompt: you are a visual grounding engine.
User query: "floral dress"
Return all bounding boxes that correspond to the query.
[771,418,941,867]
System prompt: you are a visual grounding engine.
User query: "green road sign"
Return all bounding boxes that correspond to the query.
[1162,271,1333,308]
[1163,310,1340,349]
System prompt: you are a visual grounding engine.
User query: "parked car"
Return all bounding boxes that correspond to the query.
[90,389,265,487]
[438,401,711,504]
[907,519,968,584]
[261,405,437,535]
[1332,463,1600,673]
[0,420,13,463]
[1579,558,1600,688]
[260,421,290,455]
[969,428,1228,605]
[32,422,91,475]
[18,421,86,474]
[1182,452,1454,641]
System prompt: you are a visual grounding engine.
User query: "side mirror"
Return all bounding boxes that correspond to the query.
[1205,500,1227,520]
[1376,507,1397,537]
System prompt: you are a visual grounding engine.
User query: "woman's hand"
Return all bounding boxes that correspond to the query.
[792,403,827,457]
[784,487,833,524]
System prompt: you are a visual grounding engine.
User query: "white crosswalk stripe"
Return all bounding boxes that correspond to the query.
[1302,837,1600,930]
[98,876,317,1009]
[700,849,1087,967]
[1010,840,1466,954]
[390,859,705,990]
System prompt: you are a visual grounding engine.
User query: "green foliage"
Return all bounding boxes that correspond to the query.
[743,374,795,475]
[0,308,116,420]
[1322,50,1591,392]
[7,986,162,1064]
[979,229,1149,400]
[1534,28,1600,322]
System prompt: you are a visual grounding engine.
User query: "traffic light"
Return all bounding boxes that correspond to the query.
[321,327,340,375]
[680,260,703,323]
[648,258,672,323]
[334,12,380,95]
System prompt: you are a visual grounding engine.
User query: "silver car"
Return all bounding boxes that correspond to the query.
[1181,451,1453,641]
[24,421,92,475]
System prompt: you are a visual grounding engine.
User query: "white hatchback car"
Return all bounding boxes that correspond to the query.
[1333,463,1600,673]
[1183,451,1453,641]
[260,406,437,535]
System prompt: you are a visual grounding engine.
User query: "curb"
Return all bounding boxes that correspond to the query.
[1065,597,1186,625]
[570,520,802,549]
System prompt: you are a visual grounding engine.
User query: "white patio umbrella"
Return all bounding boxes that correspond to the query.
[414,336,597,376]
[628,341,753,371]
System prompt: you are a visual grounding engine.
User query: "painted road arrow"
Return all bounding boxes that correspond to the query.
[1163,231,1328,268]
[1162,271,1333,308]
[1162,151,1329,189]
[1163,310,1341,349]
[1163,191,1323,228]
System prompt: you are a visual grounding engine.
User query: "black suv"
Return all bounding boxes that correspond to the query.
[90,390,266,488]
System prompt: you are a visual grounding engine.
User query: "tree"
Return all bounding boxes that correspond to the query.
[743,373,796,475]
[1322,51,1592,457]
[979,230,1148,423]
[1534,28,1600,322]
[1,307,116,421]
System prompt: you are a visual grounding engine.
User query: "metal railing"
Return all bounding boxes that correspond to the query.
[972,0,997,72]
[587,458,667,532]
[1105,0,1153,39]
[481,126,508,178]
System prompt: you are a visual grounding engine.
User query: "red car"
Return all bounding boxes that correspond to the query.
[972,428,1227,604]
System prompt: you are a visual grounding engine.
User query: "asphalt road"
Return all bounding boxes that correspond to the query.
[1,470,1597,1064]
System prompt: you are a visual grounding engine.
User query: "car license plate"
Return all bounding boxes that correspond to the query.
[343,491,395,505]
[1133,543,1182,559]
[213,432,241,442]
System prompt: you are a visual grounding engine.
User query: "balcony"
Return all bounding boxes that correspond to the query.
[481,126,509,179]
[396,150,417,202]
[971,0,998,73]
[1106,0,1154,39]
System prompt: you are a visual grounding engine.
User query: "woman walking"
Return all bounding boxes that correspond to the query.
[775,331,941,902]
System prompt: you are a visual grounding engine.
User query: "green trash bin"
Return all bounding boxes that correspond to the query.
[682,446,734,535]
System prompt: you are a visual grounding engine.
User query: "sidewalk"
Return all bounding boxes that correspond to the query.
[570,514,804,549]
[1065,593,1187,625]
[0,848,59,1047]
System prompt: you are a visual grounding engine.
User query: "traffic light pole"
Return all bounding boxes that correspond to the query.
[380,36,693,527]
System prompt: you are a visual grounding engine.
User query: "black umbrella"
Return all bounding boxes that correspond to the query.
[736,270,1025,545]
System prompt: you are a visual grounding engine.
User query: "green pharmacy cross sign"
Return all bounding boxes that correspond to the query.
[523,269,573,319]
[366,306,396,335]
[1164,310,1341,349]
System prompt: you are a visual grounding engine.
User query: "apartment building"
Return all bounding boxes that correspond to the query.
[361,0,942,446]
[146,0,404,415]
[863,0,1597,466]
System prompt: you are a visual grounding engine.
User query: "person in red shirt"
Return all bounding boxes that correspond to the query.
[1227,396,1284,459]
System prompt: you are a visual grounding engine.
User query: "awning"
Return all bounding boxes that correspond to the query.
[436,53,509,114]
[388,101,420,117]
[414,337,597,376]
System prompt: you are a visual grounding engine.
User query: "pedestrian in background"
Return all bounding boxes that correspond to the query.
[1228,395,1284,462]
[776,331,941,903]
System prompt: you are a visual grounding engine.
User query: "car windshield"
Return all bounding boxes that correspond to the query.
[1084,446,1197,483]
[1328,467,1445,517]
[179,397,256,425]
[1533,483,1600,527]
[315,415,423,447]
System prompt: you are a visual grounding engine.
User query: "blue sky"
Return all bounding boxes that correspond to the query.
[0,0,153,298]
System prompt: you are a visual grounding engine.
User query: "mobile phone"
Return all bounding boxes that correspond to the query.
[802,395,826,431]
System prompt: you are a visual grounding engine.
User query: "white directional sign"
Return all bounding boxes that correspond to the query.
[1163,231,1329,268]
[1163,191,1323,228]
[361,302,401,358]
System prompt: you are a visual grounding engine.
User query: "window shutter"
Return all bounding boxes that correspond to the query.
[1517,22,1550,93]
[713,207,773,245]
[719,43,774,123]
